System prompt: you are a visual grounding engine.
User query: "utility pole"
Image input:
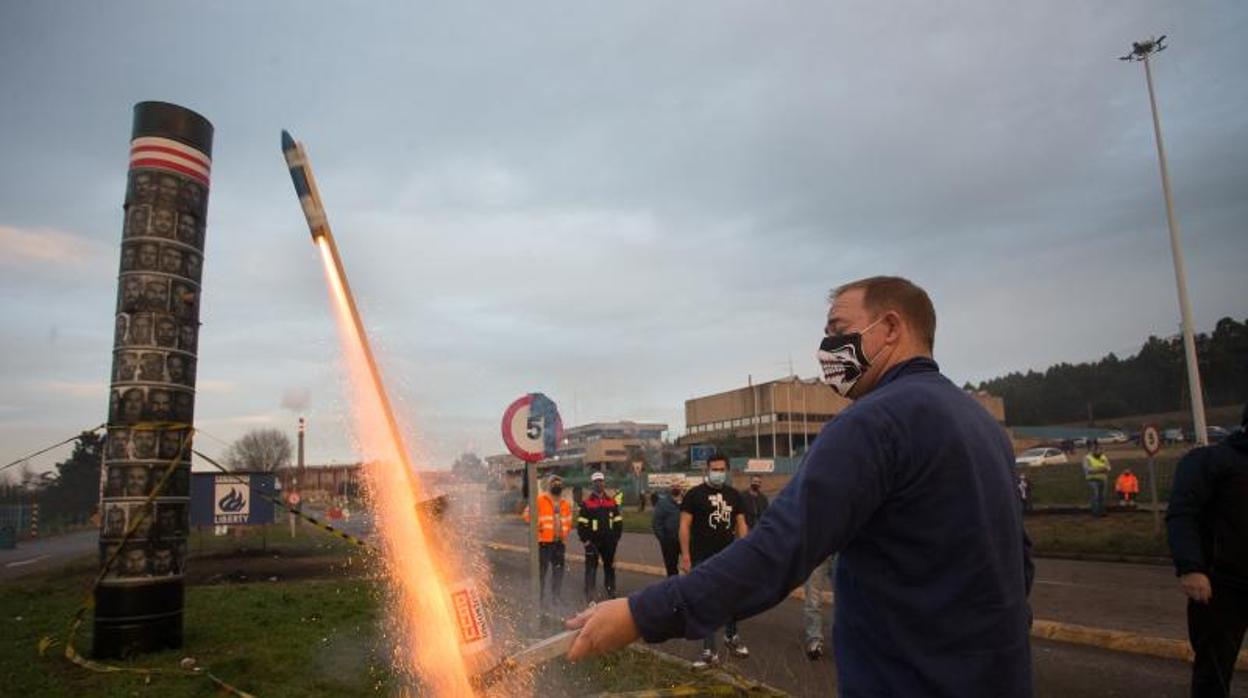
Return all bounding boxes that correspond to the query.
[750,375,760,458]
[1121,35,1208,445]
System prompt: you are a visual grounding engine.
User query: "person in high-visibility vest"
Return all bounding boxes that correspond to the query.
[1083,444,1111,517]
[523,474,573,605]
[1115,468,1140,509]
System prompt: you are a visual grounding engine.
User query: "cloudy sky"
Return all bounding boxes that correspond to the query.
[1,2,1245,472]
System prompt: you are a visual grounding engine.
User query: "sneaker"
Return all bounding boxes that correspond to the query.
[805,638,825,660]
[724,635,750,658]
[691,650,718,670]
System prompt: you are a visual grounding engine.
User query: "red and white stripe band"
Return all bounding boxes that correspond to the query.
[129,136,211,186]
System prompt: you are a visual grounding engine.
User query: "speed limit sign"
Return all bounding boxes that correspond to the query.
[501,393,562,463]
[1141,425,1161,457]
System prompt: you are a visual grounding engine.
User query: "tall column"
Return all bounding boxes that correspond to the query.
[95,102,212,657]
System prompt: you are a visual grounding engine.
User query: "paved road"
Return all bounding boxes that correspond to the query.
[0,530,96,581]
[488,520,1190,640]
[485,549,1236,697]
[483,539,1247,697]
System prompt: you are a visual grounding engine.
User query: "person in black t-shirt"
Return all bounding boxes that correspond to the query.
[680,454,750,668]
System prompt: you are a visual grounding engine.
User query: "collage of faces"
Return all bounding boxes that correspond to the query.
[115,313,198,353]
[108,385,195,425]
[99,540,187,580]
[105,427,193,466]
[119,239,203,282]
[112,349,196,386]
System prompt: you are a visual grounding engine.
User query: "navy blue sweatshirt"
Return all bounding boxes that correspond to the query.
[629,358,1034,697]
[1166,428,1248,591]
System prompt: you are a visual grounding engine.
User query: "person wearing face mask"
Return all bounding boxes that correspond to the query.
[679,454,750,668]
[523,474,573,607]
[651,483,684,577]
[567,276,1033,698]
[577,471,624,602]
[740,475,769,529]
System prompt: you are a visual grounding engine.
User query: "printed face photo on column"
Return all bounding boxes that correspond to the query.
[107,430,130,460]
[114,351,138,382]
[156,176,178,207]
[106,464,125,495]
[147,389,172,420]
[125,465,149,497]
[176,214,198,246]
[160,246,183,275]
[142,278,168,312]
[154,317,177,347]
[151,208,175,238]
[136,242,159,270]
[119,277,143,311]
[178,323,197,352]
[118,388,144,422]
[129,172,155,203]
[183,251,201,280]
[166,354,191,384]
[125,205,149,238]
[131,429,157,459]
[138,352,164,382]
[178,181,204,215]
[127,314,152,346]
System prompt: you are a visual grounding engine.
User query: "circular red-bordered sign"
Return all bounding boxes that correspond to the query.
[501,394,562,463]
[1141,424,1161,457]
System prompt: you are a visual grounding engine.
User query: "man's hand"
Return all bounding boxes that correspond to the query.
[1180,572,1212,603]
[679,554,690,574]
[565,598,639,660]
[584,541,597,556]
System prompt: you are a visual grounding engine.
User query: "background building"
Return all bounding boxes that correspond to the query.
[682,376,1006,457]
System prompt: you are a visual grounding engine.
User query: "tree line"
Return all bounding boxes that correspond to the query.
[971,316,1247,426]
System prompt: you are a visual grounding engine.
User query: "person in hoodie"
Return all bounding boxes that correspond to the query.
[1167,404,1248,698]
[565,276,1034,697]
[651,483,683,577]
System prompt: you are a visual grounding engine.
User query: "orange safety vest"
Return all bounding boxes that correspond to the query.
[523,494,572,543]
[1115,472,1140,495]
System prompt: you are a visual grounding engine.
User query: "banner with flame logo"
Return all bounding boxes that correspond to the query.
[213,475,250,524]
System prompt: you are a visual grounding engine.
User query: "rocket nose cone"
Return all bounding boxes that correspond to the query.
[281,129,296,152]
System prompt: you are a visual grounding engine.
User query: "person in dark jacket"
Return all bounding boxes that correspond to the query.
[740,475,769,529]
[650,484,683,577]
[566,276,1034,697]
[1166,404,1248,698]
[577,471,623,601]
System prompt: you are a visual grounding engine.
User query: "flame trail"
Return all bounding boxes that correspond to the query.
[316,237,474,695]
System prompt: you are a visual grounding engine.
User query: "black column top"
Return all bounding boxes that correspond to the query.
[132,101,213,156]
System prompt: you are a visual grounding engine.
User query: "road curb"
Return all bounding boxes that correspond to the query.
[486,541,1246,669]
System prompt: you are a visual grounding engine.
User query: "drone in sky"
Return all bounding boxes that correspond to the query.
[1120,35,1167,61]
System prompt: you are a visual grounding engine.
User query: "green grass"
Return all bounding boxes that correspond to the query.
[1,530,730,697]
[2,564,392,697]
[1024,512,1170,559]
[1022,453,1180,508]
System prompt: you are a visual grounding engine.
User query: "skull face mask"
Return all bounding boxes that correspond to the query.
[817,317,883,398]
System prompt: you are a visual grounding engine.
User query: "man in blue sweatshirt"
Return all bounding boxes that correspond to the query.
[567,276,1034,697]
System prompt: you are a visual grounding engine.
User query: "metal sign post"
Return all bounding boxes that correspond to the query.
[1141,425,1162,534]
[501,393,562,624]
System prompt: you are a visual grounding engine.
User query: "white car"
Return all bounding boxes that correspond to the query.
[1101,431,1128,444]
[1015,447,1068,467]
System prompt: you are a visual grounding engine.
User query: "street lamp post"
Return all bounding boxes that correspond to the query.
[1121,35,1208,446]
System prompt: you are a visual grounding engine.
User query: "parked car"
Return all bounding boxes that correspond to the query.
[1205,426,1231,443]
[1015,447,1068,467]
[1163,428,1185,444]
[1101,431,1128,444]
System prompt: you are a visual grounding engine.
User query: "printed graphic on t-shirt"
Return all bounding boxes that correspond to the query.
[707,492,732,529]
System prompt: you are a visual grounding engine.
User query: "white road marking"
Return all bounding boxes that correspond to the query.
[5,554,50,568]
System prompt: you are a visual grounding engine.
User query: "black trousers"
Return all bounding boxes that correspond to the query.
[538,541,565,601]
[583,538,618,601]
[1187,585,1248,697]
[657,536,681,577]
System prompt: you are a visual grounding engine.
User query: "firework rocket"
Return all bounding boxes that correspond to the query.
[281,130,329,241]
